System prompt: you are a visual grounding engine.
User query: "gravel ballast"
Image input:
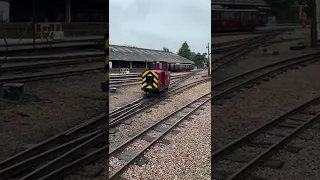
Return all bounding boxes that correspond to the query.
[109,71,207,112]
[0,72,106,161]
[110,81,211,149]
[214,28,316,82]
[122,101,211,180]
[252,127,320,180]
[213,62,320,151]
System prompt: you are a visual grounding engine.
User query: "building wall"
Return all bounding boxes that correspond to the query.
[8,0,107,22]
[0,1,9,22]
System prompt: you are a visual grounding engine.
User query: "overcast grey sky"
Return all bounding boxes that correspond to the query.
[110,0,210,54]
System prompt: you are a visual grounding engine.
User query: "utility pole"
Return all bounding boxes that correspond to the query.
[312,0,317,47]
[206,42,210,76]
[32,0,36,50]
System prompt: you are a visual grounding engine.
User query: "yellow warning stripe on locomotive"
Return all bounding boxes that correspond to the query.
[142,70,158,89]
[104,34,109,83]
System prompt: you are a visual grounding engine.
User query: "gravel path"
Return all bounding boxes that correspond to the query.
[213,61,320,151]
[122,101,211,180]
[0,72,106,161]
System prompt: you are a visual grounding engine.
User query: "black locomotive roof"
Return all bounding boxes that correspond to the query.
[110,44,195,64]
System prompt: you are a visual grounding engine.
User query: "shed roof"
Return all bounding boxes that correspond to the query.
[212,0,269,6]
[110,45,195,64]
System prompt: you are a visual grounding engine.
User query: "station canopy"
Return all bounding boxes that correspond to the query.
[110,45,195,64]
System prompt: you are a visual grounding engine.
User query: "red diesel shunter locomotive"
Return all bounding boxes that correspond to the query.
[141,61,170,94]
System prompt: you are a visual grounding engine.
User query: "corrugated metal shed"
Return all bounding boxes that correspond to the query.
[212,0,269,6]
[110,45,195,64]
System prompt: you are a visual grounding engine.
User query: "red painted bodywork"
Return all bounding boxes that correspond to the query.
[212,9,259,32]
[169,64,194,72]
[147,61,170,91]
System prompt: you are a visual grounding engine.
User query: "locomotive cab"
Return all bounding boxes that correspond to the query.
[142,61,170,94]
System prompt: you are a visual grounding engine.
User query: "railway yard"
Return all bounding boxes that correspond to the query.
[212,26,320,180]
[0,35,212,180]
[1,24,320,180]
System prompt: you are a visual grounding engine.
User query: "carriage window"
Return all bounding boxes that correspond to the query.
[212,11,221,20]
[163,63,168,70]
[234,12,240,19]
[159,63,163,70]
[221,12,227,19]
[241,12,251,20]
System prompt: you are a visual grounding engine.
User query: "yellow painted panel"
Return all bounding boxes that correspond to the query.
[105,39,109,49]
[105,56,109,64]
[142,71,149,77]
[153,78,158,83]
[105,73,109,81]
[142,82,147,87]
[150,71,158,78]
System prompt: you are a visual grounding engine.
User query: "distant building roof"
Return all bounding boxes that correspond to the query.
[212,0,269,7]
[110,45,195,64]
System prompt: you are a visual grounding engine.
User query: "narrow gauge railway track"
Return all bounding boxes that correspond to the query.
[0,57,103,74]
[0,66,104,85]
[108,52,319,179]
[109,73,210,127]
[211,52,320,101]
[109,92,211,179]
[0,114,107,180]
[109,73,195,87]
[212,30,286,73]
[212,37,257,48]
[213,37,302,55]
[211,96,320,180]
[0,51,104,64]
[0,72,207,179]
[212,31,265,37]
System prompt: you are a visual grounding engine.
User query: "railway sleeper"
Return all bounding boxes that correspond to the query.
[212,169,266,180]
[73,164,104,178]
[224,155,284,169]
[247,141,302,153]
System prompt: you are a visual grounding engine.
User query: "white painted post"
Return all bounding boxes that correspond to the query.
[66,0,71,23]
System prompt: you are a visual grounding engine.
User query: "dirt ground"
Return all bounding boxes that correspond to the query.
[0,72,107,161]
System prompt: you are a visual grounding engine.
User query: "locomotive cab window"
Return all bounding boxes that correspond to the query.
[148,63,156,70]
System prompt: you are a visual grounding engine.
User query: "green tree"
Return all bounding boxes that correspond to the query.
[190,52,207,68]
[177,41,191,59]
[163,47,170,52]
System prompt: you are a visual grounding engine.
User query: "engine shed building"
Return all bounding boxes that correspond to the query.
[0,0,108,38]
[0,0,107,22]
[110,45,195,73]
